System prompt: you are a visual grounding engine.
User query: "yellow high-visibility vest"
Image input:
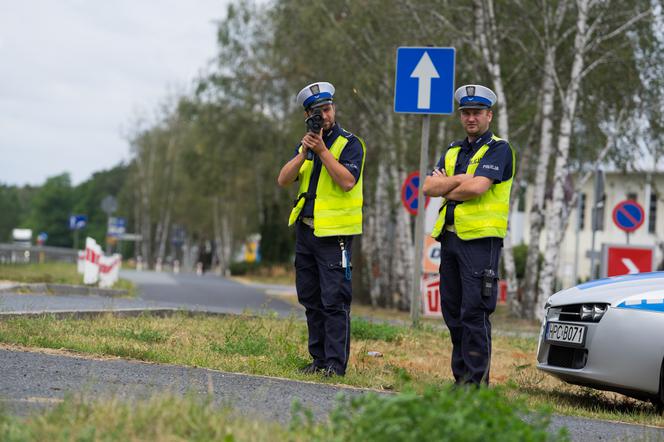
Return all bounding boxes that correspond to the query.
[431,135,514,240]
[288,134,366,237]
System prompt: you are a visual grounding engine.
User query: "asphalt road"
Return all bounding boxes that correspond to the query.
[121,270,301,317]
[0,348,366,422]
[0,270,302,317]
[0,348,662,441]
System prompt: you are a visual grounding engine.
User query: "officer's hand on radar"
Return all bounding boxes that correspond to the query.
[303,130,325,155]
[300,136,312,156]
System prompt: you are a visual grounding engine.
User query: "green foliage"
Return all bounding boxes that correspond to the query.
[0,164,128,251]
[503,244,543,280]
[228,261,260,276]
[26,174,73,247]
[71,164,129,246]
[0,185,29,242]
[351,318,403,342]
[301,386,568,442]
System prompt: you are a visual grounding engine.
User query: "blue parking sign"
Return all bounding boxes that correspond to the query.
[69,214,87,230]
[394,47,455,115]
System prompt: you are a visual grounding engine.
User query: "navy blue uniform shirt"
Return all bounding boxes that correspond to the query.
[434,131,514,226]
[293,122,364,218]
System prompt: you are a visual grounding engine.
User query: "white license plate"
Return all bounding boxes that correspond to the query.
[546,321,586,347]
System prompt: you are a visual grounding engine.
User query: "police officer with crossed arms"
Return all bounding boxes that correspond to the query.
[277,81,366,377]
[423,84,516,386]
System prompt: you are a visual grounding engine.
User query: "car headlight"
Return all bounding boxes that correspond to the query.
[580,304,593,320]
[579,304,607,322]
[592,304,607,321]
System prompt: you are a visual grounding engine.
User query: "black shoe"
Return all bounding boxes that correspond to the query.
[323,365,345,377]
[298,363,324,375]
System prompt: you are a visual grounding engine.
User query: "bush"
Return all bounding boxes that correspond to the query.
[502,244,542,280]
[228,261,259,276]
[300,385,568,442]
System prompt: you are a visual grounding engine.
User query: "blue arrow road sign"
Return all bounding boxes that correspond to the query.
[394,47,455,114]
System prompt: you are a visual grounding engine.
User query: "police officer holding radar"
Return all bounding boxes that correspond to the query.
[277,82,366,377]
[423,84,515,386]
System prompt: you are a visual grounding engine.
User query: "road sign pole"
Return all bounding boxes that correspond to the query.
[411,114,431,327]
[573,195,581,285]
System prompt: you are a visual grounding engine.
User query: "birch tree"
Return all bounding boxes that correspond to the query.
[535,0,653,320]
[521,0,570,317]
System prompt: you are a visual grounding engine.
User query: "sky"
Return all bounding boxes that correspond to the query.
[0,1,227,187]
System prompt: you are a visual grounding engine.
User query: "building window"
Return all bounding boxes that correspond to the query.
[649,193,658,234]
[578,193,586,230]
[627,192,637,201]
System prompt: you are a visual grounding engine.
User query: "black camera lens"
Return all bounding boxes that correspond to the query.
[305,109,323,133]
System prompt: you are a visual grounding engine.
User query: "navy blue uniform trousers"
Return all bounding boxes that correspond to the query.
[439,230,502,385]
[295,221,353,374]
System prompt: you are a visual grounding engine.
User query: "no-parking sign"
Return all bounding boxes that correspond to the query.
[401,171,430,215]
[612,200,645,232]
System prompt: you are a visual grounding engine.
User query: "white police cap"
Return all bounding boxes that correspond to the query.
[454,84,497,109]
[296,81,335,110]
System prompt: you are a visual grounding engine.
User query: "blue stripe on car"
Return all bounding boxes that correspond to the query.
[616,299,664,312]
[577,272,664,290]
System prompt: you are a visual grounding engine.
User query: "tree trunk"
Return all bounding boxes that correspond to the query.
[156,137,178,264]
[367,161,391,307]
[522,48,556,319]
[474,0,521,310]
[391,164,413,310]
[213,195,233,276]
[536,0,590,321]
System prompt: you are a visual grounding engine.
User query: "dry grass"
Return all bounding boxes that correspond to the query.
[0,312,661,427]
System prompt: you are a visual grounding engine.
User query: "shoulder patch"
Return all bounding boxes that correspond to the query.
[487,138,509,150]
[448,140,463,148]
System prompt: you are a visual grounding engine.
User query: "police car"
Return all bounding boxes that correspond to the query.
[536,272,664,407]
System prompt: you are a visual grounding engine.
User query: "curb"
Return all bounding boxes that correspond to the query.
[0,283,128,297]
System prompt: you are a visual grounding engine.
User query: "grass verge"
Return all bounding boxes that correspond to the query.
[0,312,660,427]
[0,394,290,442]
[0,388,566,441]
[0,262,135,296]
[0,262,80,284]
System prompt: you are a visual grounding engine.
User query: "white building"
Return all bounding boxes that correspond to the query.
[520,170,664,289]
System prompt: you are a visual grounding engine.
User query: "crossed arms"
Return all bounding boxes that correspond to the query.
[422,168,493,201]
